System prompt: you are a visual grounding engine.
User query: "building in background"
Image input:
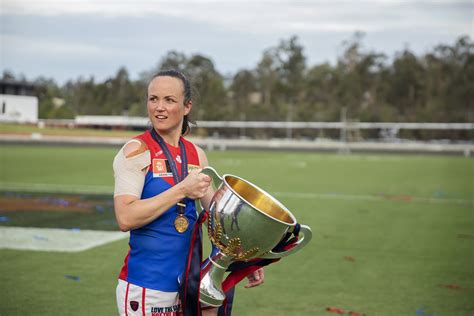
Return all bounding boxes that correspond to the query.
[0,80,38,123]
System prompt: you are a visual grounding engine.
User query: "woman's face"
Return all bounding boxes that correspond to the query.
[147,76,191,136]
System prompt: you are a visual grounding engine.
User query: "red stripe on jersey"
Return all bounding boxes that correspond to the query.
[119,249,131,281]
[136,130,200,187]
[141,287,146,315]
[125,282,130,316]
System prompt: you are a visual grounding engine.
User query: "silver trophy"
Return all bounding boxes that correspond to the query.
[199,167,312,306]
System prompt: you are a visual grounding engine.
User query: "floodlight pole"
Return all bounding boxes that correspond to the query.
[286,102,293,139]
[340,107,347,143]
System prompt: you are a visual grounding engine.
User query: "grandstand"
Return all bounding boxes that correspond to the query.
[0,80,38,124]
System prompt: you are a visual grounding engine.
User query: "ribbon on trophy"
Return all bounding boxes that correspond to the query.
[180,166,312,316]
[217,224,301,316]
[180,212,302,316]
[179,209,208,316]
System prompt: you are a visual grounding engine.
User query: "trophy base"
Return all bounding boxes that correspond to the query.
[199,254,232,307]
[199,291,225,307]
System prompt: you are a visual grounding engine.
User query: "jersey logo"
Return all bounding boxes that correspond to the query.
[152,159,173,178]
[188,164,200,172]
[152,159,200,178]
[130,301,139,311]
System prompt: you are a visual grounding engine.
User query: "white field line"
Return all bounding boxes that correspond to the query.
[272,191,473,205]
[0,227,128,252]
[0,182,471,205]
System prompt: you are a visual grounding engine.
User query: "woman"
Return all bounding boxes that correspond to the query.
[113,70,264,316]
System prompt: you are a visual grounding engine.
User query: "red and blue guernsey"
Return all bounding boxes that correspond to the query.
[118,130,201,292]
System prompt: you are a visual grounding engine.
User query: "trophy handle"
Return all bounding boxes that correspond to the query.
[259,225,313,259]
[196,166,223,212]
[201,166,223,191]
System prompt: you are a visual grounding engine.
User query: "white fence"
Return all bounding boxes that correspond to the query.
[56,115,474,132]
[68,116,474,141]
[2,116,472,155]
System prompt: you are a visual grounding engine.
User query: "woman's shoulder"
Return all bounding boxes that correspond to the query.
[194,144,208,167]
[122,138,149,158]
[181,137,203,153]
[181,137,208,167]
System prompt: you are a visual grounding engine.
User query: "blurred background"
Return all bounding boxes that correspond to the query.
[1,0,473,145]
[1,1,473,315]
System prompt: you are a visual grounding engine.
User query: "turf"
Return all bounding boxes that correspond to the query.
[0,144,473,315]
[0,122,139,138]
[0,192,119,231]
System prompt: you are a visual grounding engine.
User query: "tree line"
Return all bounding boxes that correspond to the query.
[3,34,473,129]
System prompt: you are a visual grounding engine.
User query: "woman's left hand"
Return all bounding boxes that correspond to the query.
[244,268,264,288]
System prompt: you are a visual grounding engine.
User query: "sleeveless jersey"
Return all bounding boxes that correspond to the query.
[118,130,201,292]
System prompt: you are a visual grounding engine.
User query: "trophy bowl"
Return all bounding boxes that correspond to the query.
[199,167,312,306]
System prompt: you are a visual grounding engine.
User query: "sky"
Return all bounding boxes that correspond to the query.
[1,0,473,84]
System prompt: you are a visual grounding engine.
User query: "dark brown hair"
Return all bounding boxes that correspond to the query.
[150,70,192,135]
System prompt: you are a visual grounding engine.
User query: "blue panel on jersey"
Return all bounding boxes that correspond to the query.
[126,172,197,291]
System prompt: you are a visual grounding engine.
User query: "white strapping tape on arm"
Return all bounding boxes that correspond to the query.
[113,140,151,197]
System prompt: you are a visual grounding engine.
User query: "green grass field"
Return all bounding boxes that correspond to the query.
[0,123,139,138]
[1,144,473,315]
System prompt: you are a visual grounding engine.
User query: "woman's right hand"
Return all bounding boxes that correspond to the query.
[178,169,212,199]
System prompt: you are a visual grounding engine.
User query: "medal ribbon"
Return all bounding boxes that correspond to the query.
[180,210,208,316]
[149,128,188,215]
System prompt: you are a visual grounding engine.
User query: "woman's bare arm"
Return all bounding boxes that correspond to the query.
[113,141,210,231]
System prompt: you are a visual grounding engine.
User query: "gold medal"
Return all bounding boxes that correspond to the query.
[174,214,189,233]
